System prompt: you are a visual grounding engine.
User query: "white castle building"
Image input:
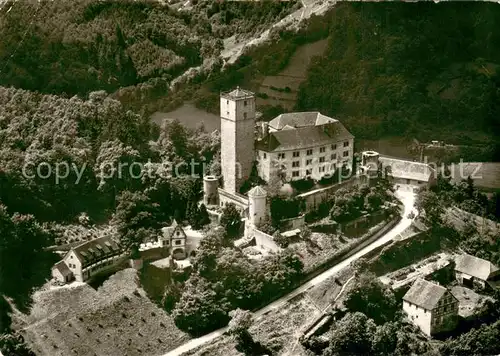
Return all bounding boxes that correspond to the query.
[202,87,356,232]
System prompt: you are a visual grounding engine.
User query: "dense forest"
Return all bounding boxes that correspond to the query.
[295,3,500,148]
[0,0,298,96]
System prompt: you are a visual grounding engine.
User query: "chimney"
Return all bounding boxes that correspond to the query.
[261,121,269,137]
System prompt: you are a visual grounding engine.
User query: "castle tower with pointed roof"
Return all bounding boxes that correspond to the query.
[220,87,256,193]
[248,185,267,226]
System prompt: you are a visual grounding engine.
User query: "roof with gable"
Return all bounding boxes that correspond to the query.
[403,279,450,311]
[221,86,254,100]
[161,220,187,240]
[71,235,121,266]
[256,112,354,153]
[268,112,337,130]
[455,254,499,281]
[248,185,267,197]
[379,156,434,182]
[52,260,72,277]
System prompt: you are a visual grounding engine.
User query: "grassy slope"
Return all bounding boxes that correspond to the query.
[19,269,189,356]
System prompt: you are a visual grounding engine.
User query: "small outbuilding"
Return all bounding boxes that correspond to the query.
[51,260,73,283]
[455,254,500,290]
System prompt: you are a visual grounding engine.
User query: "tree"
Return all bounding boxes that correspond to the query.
[440,319,500,356]
[186,201,199,228]
[344,272,398,324]
[197,203,211,227]
[172,275,231,336]
[371,322,398,355]
[0,334,35,356]
[162,282,182,313]
[113,191,162,250]
[0,206,56,312]
[273,230,288,248]
[227,308,272,355]
[228,308,253,335]
[220,203,242,239]
[324,312,376,356]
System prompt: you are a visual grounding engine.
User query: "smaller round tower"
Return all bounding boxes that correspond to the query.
[361,151,380,174]
[203,175,219,206]
[248,185,267,226]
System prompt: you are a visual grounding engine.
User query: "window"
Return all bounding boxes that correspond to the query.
[176,231,181,236]
[331,153,337,160]
[331,144,337,150]
[226,111,229,116]
[306,159,312,166]
[319,166,326,173]
[292,161,300,168]
[306,149,313,156]
[343,150,349,157]
[292,171,300,177]
[244,100,247,106]
[319,157,325,163]
[243,112,247,119]
[226,100,229,105]
[293,151,300,157]
[406,179,411,184]
[278,153,285,159]
[320,146,326,153]
[306,169,312,175]
[70,255,73,259]
[175,240,182,245]
[263,153,267,159]
[343,141,349,147]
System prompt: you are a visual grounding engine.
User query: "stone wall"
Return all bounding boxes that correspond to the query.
[298,174,369,212]
[218,188,249,211]
[281,214,306,230]
[252,227,281,252]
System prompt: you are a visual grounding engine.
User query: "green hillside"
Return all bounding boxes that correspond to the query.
[295,3,500,147]
[0,0,298,97]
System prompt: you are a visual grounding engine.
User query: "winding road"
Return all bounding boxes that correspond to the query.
[164,187,418,356]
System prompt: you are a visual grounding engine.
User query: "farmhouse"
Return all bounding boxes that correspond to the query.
[359,151,435,190]
[403,279,459,336]
[455,253,500,290]
[379,156,435,188]
[52,235,126,283]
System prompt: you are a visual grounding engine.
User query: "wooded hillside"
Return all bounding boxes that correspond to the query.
[295,3,500,147]
[0,0,298,96]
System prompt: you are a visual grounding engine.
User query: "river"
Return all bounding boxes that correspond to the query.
[151,103,220,133]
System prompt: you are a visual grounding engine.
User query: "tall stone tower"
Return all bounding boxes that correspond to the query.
[220,87,256,193]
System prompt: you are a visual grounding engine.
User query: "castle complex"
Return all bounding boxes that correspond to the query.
[202,87,436,232]
[202,87,357,231]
